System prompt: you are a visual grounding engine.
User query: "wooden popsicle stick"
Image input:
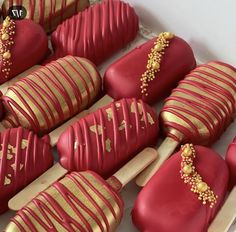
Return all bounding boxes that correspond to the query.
[108,147,158,190]
[208,187,236,232]
[49,95,113,146]
[136,137,179,187]
[8,163,67,211]
[0,66,40,94]
[9,147,157,211]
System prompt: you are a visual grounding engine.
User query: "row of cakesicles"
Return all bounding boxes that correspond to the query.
[5,62,236,232]
[0,0,235,232]
[1,63,234,231]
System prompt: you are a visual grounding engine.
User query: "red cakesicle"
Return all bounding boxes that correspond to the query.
[9,98,159,210]
[2,0,89,33]
[136,61,236,186]
[57,98,159,178]
[48,0,139,65]
[0,127,53,214]
[208,137,236,232]
[0,18,48,83]
[104,35,196,104]
[132,145,229,232]
[1,56,102,135]
[6,147,157,231]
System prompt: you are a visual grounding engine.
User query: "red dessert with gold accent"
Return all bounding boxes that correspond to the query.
[6,146,157,231]
[2,55,102,134]
[0,17,48,83]
[49,0,139,65]
[132,145,229,232]
[104,32,196,104]
[161,61,236,145]
[2,0,89,33]
[0,127,53,214]
[136,61,236,187]
[57,98,159,178]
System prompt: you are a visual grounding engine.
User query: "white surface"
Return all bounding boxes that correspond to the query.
[0,1,236,231]
[128,0,236,66]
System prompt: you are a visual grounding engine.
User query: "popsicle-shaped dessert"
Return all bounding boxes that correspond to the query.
[57,98,159,178]
[48,0,139,65]
[132,144,229,232]
[104,32,196,104]
[9,98,159,210]
[0,17,48,83]
[208,137,236,232]
[6,146,157,231]
[0,127,53,214]
[136,61,236,186]
[1,0,89,33]
[1,55,102,134]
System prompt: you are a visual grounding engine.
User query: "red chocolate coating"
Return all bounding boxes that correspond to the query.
[104,36,196,104]
[50,0,139,65]
[2,56,101,134]
[0,19,48,83]
[226,137,236,190]
[160,61,236,145]
[7,171,123,231]
[132,146,229,232]
[57,98,159,178]
[0,127,53,214]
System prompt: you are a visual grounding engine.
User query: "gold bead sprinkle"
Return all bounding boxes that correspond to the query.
[0,16,15,79]
[140,32,174,96]
[180,144,218,208]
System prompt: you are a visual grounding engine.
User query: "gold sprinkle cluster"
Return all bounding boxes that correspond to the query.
[180,144,218,208]
[140,32,174,96]
[0,16,15,79]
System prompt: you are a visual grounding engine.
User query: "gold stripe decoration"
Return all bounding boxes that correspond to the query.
[0,16,15,79]
[180,144,218,208]
[140,32,174,96]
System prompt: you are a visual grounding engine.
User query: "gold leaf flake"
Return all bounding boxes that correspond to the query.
[7,153,13,160]
[147,113,155,125]
[119,120,126,131]
[0,151,2,159]
[105,139,112,152]
[8,144,16,154]
[21,139,28,149]
[4,176,11,186]
[141,113,155,125]
[131,102,143,115]
[10,163,24,171]
[106,108,113,121]
[89,125,103,135]
[11,163,16,171]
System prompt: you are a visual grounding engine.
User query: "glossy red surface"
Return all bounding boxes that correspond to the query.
[57,98,159,178]
[104,36,196,104]
[0,19,48,83]
[0,127,53,214]
[132,146,229,232]
[226,137,236,189]
[49,0,139,65]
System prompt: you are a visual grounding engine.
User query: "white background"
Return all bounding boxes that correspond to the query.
[128,0,236,66]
